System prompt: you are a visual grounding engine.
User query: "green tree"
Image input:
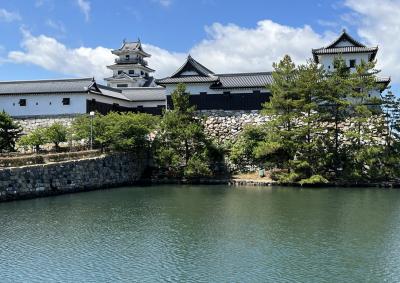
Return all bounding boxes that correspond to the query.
[154,83,221,178]
[45,123,68,151]
[18,127,47,152]
[343,59,385,179]
[229,125,267,168]
[294,60,327,179]
[0,111,22,152]
[318,57,354,178]
[71,112,158,152]
[102,112,158,152]
[258,55,301,172]
[72,113,111,150]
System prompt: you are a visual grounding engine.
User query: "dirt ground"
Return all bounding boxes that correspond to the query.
[232,171,273,182]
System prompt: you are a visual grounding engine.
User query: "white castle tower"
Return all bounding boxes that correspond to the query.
[105,39,157,88]
[312,29,390,97]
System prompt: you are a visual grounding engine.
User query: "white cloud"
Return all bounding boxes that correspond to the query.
[35,0,55,10]
[8,29,113,80]
[189,20,330,73]
[77,0,91,22]
[152,0,172,7]
[7,20,332,82]
[144,44,186,77]
[10,14,397,85]
[0,8,21,22]
[46,19,66,33]
[344,0,400,82]
[6,29,185,80]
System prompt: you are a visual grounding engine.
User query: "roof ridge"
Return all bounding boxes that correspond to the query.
[313,46,378,50]
[216,71,272,76]
[0,77,93,84]
[325,30,366,48]
[188,56,215,75]
[170,56,215,78]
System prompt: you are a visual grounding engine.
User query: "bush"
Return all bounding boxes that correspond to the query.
[229,125,266,167]
[71,112,158,152]
[45,123,68,151]
[184,155,212,179]
[299,175,329,185]
[18,127,47,152]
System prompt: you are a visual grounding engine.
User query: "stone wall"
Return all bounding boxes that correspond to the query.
[0,153,147,201]
[16,111,268,143]
[197,110,268,143]
[15,115,77,134]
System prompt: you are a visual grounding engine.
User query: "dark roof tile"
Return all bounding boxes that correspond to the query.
[0,78,94,95]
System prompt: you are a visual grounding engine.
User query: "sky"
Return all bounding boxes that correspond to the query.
[0,0,399,92]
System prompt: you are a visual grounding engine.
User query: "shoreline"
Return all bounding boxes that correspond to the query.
[1,178,399,203]
[149,178,400,188]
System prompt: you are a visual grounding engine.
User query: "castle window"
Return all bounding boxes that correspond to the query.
[36,102,38,105]
[141,71,144,75]
[62,98,70,105]
[349,59,356,68]
[117,84,128,88]
[129,70,135,75]
[118,70,123,74]
[125,55,130,60]
[253,90,261,94]
[19,99,26,106]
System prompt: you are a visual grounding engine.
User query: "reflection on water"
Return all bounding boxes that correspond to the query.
[0,185,400,282]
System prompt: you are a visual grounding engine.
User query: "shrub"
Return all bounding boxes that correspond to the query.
[44,123,68,151]
[299,175,329,186]
[184,155,212,179]
[18,127,48,152]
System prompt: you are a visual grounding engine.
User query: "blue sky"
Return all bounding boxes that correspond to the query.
[0,0,398,92]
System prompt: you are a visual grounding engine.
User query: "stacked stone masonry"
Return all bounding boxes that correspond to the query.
[0,153,147,201]
[16,115,77,134]
[16,112,268,143]
[198,110,268,143]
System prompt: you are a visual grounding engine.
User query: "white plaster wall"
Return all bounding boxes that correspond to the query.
[335,40,352,47]
[319,53,371,72]
[87,93,133,108]
[0,93,86,117]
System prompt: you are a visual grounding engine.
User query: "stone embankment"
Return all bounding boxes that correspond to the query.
[15,115,77,134]
[15,111,268,143]
[198,110,268,143]
[0,153,147,201]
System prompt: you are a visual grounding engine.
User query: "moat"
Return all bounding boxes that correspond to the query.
[1,185,400,282]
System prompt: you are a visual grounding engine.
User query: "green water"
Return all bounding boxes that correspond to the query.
[1,185,400,282]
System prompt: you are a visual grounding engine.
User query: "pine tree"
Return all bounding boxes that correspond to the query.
[294,60,326,178]
[319,57,353,178]
[0,111,22,152]
[155,83,221,178]
[258,55,301,172]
